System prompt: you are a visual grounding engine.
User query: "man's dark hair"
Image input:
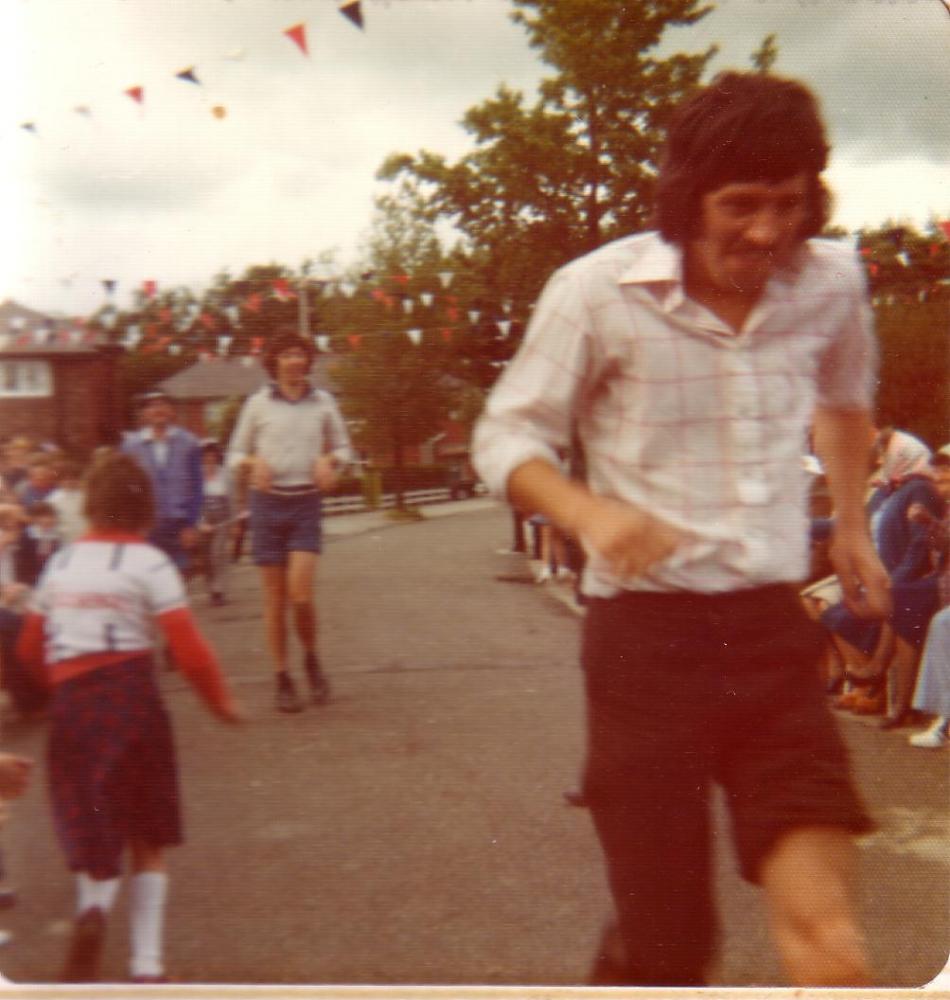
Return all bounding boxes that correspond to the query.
[653,71,831,243]
[83,453,154,534]
[262,331,315,379]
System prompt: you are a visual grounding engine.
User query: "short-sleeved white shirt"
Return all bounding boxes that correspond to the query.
[29,538,187,664]
[473,232,877,596]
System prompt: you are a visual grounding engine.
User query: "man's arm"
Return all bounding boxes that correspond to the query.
[812,406,891,618]
[508,459,685,583]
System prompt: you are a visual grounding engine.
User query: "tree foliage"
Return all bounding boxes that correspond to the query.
[379,0,716,304]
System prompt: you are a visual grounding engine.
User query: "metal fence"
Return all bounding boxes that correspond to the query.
[323,486,475,516]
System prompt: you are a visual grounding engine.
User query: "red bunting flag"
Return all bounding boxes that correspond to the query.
[938,221,950,241]
[125,86,145,105]
[860,247,872,258]
[389,274,409,286]
[445,306,459,322]
[284,23,308,56]
[271,278,295,301]
[868,262,880,277]
[930,244,941,257]
[243,293,262,313]
[159,307,172,323]
[142,280,157,298]
[199,313,217,332]
[441,329,453,343]
[347,334,362,350]
[339,1,364,29]
[251,337,264,354]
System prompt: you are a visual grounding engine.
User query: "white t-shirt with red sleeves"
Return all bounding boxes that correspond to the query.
[30,537,187,666]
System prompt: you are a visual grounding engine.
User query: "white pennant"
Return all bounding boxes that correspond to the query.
[406,328,422,346]
[340,282,356,298]
[402,298,414,315]
[217,335,233,354]
[496,320,512,338]
[420,292,434,308]
[468,310,480,325]
[437,271,454,289]
[168,343,182,356]
[315,334,331,352]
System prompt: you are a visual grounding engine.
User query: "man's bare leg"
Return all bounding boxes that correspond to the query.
[287,551,329,703]
[761,826,872,987]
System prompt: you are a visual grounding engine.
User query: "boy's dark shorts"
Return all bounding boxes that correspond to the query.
[249,489,323,565]
[581,583,874,884]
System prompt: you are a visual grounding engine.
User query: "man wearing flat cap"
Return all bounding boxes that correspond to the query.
[121,391,203,570]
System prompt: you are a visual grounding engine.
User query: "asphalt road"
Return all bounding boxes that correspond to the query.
[0,501,947,990]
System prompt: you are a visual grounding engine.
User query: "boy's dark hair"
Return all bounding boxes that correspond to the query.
[262,331,315,379]
[653,71,831,243]
[83,453,154,534]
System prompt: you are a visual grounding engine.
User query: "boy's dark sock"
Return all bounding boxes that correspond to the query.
[304,653,330,704]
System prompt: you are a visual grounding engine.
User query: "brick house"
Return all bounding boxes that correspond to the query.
[0,300,123,455]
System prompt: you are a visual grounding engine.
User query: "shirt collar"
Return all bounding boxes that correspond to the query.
[141,425,180,443]
[269,380,317,403]
[616,233,815,307]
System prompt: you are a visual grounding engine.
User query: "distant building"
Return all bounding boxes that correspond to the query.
[0,300,122,454]
[156,354,338,440]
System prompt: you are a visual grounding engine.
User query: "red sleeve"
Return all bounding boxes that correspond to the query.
[157,607,232,714]
[15,612,48,687]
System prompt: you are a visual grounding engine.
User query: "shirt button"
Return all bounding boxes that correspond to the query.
[736,479,770,504]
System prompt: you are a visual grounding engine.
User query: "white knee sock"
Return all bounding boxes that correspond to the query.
[76,873,120,915]
[129,871,168,979]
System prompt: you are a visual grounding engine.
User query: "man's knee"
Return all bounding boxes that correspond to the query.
[761,827,871,985]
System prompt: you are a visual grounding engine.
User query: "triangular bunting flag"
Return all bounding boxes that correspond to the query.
[168,343,182,356]
[896,250,910,268]
[441,329,453,343]
[468,310,480,325]
[502,299,512,314]
[340,282,356,298]
[420,292,434,308]
[250,337,264,354]
[402,299,414,315]
[217,335,233,354]
[437,271,454,289]
[142,280,157,298]
[389,274,409,286]
[176,67,200,85]
[339,1,364,29]
[938,221,950,241]
[243,293,262,313]
[284,23,309,56]
[496,320,512,338]
[271,278,296,301]
[315,334,331,352]
[125,86,145,105]
[406,329,422,347]
[347,334,362,350]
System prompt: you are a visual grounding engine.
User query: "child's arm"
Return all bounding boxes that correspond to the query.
[156,608,242,723]
[14,611,48,690]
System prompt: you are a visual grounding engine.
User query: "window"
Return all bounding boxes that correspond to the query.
[0,361,52,397]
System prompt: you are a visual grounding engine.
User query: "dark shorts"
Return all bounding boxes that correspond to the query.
[47,656,182,879]
[582,584,873,985]
[249,489,323,565]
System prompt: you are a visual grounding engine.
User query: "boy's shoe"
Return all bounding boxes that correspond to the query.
[275,677,303,714]
[909,718,949,749]
[304,654,331,706]
[60,906,106,983]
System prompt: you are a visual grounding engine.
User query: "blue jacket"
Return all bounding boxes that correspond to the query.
[872,475,942,584]
[121,427,204,526]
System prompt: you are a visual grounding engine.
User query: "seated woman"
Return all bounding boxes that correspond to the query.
[909,607,950,748]
[824,448,942,714]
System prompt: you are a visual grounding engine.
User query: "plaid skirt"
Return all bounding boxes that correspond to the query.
[47,655,182,879]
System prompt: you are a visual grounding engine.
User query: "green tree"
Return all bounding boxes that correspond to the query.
[379,0,717,306]
[329,198,460,506]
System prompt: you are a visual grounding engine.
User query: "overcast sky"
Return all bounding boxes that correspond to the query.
[2,0,947,317]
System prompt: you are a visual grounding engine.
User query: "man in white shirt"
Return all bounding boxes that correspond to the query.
[474,72,890,988]
[227,332,352,714]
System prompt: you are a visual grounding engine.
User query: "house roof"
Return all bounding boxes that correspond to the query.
[157,354,339,401]
[0,300,105,355]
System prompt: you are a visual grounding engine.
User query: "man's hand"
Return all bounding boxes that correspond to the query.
[179,526,200,550]
[829,529,891,619]
[573,495,686,581]
[0,754,32,799]
[250,457,273,492]
[313,456,340,493]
